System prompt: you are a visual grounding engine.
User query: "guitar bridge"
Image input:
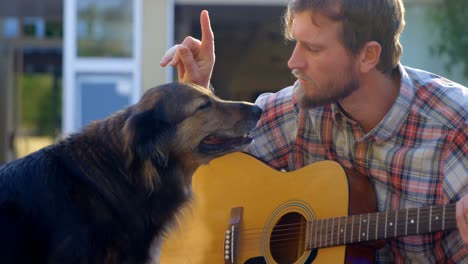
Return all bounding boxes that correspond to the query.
[224,207,243,264]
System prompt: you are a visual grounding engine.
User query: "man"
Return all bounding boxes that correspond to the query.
[160,0,468,262]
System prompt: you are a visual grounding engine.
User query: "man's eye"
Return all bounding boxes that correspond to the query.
[198,101,212,110]
[306,46,320,53]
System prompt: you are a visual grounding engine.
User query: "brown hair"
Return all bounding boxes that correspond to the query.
[283,0,405,74]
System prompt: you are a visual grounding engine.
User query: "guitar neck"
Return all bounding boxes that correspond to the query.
[307,203,457,249]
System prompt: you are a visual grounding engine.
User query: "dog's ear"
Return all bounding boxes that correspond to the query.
[123,106,175,167]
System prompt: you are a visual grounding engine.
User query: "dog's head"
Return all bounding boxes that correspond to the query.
[123,83,262,186]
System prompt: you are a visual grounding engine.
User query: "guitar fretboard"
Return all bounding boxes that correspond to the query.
[307,203,457,249]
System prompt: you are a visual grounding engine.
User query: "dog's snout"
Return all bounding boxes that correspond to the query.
[243,104,262,132]
[240,103,262,120]
[251,105,262,119]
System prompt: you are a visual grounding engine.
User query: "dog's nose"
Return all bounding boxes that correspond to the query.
[240,103,262,119]
[251,105,262,119]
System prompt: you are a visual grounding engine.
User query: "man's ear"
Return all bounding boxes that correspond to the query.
[123,106,174,167]
[358,41,381,73]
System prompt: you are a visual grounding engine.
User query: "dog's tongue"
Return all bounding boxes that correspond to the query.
[202,134,250,146]
[199,134,253,154]
[203,135,224,144]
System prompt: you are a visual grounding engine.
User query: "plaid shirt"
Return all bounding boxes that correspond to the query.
[247,64,468,263]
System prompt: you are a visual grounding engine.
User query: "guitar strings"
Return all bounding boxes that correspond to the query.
[162,209,457,258]
[236,217,457,243]
[237,208,457,235]
[239,217,457,236]
[238,219,458,247]
[202,217,458,255]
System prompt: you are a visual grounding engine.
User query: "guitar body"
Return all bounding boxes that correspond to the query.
[160,152,377,264]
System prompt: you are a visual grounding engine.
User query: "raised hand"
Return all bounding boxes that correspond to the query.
[456,193,468,245]
[160,10,215,89]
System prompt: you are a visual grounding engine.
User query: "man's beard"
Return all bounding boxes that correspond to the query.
[292,68,359,109]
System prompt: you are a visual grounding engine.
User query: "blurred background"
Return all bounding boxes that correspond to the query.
[0,0,467,164]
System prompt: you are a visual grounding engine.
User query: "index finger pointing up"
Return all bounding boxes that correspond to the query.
[200,10,214,54]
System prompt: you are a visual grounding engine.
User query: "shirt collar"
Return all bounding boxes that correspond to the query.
[372,64,415,143]
[330,64,416,143]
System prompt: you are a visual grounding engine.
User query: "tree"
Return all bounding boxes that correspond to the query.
[431,0,468,77]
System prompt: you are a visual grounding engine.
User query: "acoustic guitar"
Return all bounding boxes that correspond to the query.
[160,152,457,264]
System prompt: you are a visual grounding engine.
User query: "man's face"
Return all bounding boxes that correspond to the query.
[288,11,360,108]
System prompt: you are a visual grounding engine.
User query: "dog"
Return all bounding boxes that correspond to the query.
[0,82,262,264]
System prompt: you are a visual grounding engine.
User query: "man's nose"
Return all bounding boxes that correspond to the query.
[287,44,304,70]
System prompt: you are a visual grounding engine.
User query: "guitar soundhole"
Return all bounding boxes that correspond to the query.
[270,212,307,263]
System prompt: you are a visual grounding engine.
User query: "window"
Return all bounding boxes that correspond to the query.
[1,17,19,38]
[75,74,132,127]
[76,0,133,57]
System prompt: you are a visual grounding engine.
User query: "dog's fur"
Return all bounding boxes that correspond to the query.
[0,83,261,264]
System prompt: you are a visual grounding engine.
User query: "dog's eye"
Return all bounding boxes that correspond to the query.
[198,101,212,110]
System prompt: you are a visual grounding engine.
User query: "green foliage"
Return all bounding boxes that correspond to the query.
[431,0,468,77]
[20,74,62,136]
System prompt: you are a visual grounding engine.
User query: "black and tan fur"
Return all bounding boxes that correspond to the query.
[0,83,262,264]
